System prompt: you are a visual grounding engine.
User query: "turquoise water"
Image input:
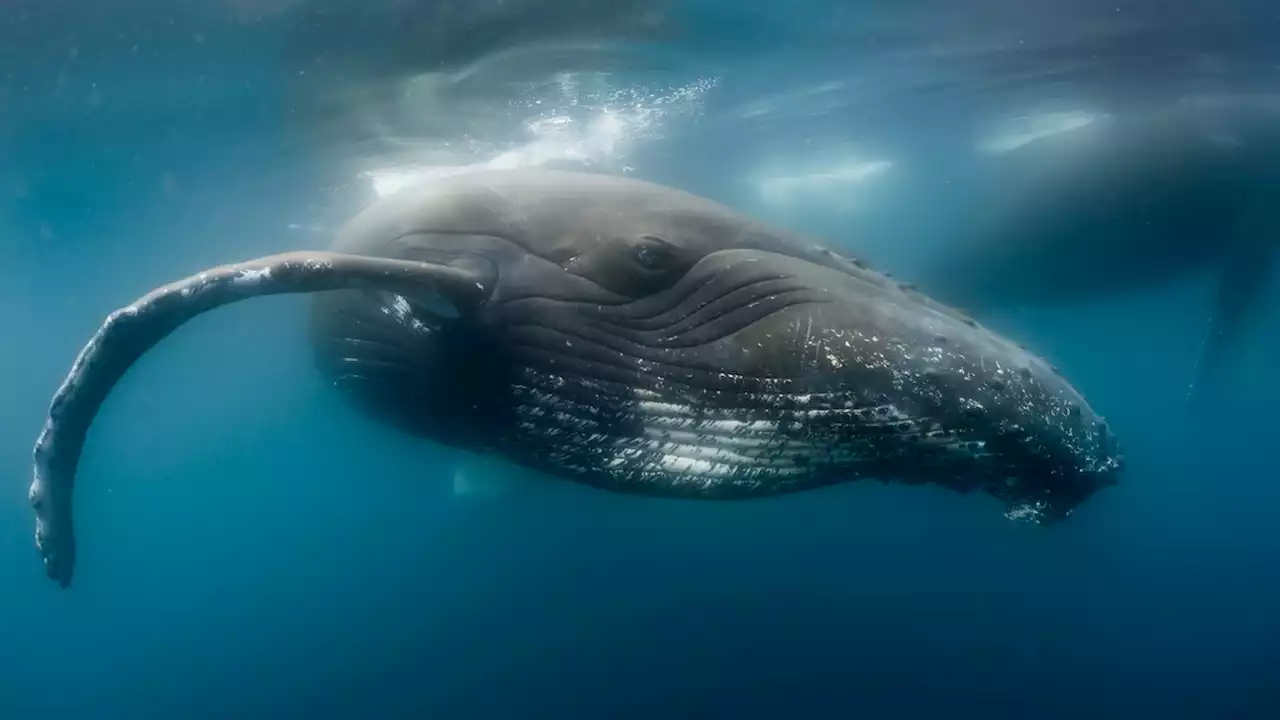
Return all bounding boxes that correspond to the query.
[3,2,1279,717]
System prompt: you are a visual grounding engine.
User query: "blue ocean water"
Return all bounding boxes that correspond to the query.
[3,1,1279,717]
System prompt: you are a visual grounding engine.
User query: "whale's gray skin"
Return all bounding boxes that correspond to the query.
[922,101,1280,402]
[28,169,1123,589]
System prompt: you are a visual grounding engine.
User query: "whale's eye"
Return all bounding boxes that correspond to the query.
[565,234,692,297]
[631,236,680,271]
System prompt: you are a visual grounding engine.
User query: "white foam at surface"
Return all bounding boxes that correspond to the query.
[361,71,719,198]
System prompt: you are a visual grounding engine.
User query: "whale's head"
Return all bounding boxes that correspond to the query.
[311,169,1123,521]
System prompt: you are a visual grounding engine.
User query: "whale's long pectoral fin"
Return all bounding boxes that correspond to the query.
[1186,237,1274,404]
[28,251,490,589]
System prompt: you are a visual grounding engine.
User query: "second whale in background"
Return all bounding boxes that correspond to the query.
[922,98,1280,403]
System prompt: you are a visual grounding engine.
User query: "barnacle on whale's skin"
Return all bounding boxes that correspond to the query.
[28,169,1122,588]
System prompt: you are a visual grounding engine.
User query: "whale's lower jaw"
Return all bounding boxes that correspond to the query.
[481,365,1115,518]
[313,288,1119,518]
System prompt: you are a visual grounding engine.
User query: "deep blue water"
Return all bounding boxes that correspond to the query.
[3,1,1280,718]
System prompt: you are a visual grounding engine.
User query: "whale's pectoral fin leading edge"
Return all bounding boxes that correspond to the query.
[28,251,490,589]
[1187,237,1274,404]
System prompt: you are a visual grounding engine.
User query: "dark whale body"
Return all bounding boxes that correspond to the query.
[925,100,1280,401]
[27,169,1123,588]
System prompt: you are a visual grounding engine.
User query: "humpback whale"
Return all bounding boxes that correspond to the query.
[28,169,1123,588]
[925,99,1280,402]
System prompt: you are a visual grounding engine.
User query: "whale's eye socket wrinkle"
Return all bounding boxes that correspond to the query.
[631,235,681,271]
[564,233,695,297]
